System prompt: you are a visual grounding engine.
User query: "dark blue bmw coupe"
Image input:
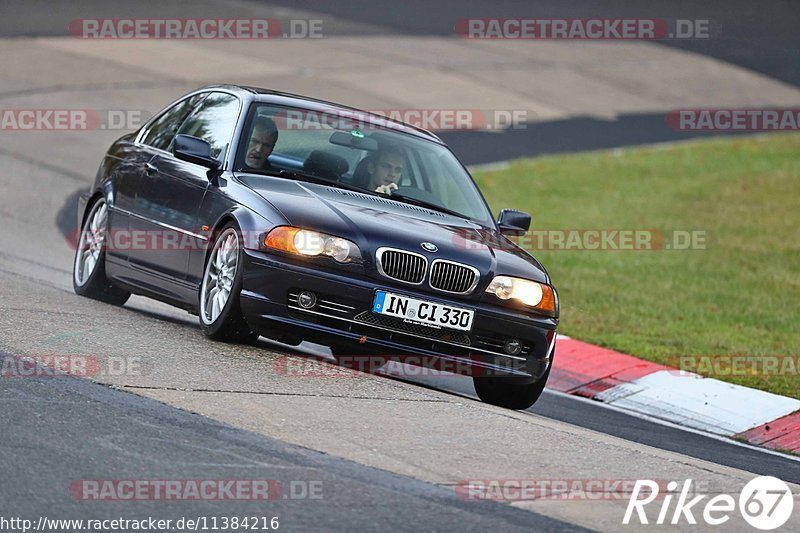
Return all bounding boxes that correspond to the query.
[72,85,558,409]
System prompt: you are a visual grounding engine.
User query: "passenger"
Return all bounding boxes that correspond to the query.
[366,145,404,194]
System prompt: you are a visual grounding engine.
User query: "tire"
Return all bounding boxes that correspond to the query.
[473,358,552,410]
[72,197,131,306]
[199,223,259,344]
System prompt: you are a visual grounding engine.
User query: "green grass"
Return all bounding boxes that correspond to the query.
[472,134,800,399]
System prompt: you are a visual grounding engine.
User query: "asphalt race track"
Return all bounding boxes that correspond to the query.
[2,367,583,532]
[1,1,799,532]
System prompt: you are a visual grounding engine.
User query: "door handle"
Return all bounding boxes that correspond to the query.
[145,162,158,175]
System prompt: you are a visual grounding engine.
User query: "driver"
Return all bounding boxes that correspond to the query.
[366,145,404,194]
[244,116,279,170]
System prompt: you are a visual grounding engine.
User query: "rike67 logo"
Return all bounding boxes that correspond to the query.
[624,477,794,530]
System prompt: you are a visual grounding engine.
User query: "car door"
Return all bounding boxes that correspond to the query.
[122,92,207,283]
[103,93,208,278]
[102,145,151,271]
[128,92,242,300]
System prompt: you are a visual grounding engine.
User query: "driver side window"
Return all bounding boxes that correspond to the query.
[175,92,241,160]
[141,93,207,151]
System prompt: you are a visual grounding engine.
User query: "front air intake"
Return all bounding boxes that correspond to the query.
[376,248,427,285]
[429,259,479,294]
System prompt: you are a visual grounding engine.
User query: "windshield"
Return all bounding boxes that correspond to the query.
[234,103,495,225]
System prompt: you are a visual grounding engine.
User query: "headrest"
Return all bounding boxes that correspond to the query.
[303,150,349,179]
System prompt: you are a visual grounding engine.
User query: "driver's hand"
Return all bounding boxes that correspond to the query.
[375,182,398,195]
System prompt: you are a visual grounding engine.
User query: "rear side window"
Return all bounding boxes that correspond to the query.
[175,92,241,160]
[141,93,207,151]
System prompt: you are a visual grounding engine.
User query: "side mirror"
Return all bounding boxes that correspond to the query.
[173,134,220,170]
[497,209,531,236]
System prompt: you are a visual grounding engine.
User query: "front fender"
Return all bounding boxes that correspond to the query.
[215,204,274,251]
[188,189,278,288]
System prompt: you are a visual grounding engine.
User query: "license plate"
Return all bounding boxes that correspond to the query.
[372,291,474,331]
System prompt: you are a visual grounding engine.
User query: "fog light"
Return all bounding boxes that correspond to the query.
[504,338,522,356]
[297,291,317,309]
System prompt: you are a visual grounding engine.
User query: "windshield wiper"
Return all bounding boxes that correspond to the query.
[387,192,470,220]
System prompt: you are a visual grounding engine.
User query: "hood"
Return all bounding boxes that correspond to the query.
[237,174,550,294]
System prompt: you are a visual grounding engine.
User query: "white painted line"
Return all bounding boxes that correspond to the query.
[595,370,800,436]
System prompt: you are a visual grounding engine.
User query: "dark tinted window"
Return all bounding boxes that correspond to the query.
[175,92,241,160]
[141,93,207,150]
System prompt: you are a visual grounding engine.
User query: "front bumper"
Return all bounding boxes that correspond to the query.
[240,249,557,382]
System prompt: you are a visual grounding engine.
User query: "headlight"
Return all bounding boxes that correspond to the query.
[264,227,361,263]
[485,276,557,315]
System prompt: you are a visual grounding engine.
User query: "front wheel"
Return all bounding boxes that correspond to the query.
[72,197,130,306]
[199,224,259,344]
[473,360,552,410]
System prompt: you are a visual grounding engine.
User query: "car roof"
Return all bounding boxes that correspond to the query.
[200,84,444,144]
